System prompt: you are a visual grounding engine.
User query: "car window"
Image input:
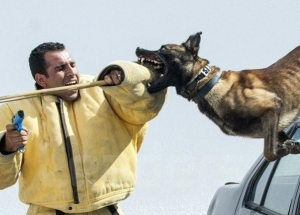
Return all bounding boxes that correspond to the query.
[251,161,274,205]
[247,155,300,214]
[292,128,300,140]
[264,155,300,214]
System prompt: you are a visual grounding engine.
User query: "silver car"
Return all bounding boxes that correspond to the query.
[208,121,300,215]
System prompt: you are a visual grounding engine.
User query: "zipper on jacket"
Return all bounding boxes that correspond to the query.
[56,99,79,204]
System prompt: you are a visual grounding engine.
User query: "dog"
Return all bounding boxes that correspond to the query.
[136,32,300,161]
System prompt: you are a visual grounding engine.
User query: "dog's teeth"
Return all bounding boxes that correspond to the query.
[138,57,145,65]
[151,60,157,64]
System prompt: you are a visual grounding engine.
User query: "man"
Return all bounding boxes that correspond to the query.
[0,42,167,214]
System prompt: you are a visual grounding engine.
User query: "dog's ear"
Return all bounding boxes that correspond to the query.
[183,32,202,57]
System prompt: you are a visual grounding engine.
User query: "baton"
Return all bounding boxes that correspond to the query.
[0,80,107,103]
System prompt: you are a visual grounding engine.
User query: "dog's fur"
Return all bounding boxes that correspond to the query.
[136,32,300,161]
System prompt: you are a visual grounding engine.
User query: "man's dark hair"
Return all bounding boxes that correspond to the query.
[29,42,65,79]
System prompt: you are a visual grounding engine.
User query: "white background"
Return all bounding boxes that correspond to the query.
[0,1,299,214]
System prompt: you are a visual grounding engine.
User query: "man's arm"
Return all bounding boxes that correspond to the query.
[97,61,167,125]
[0,124,28,154]
[0,130,23,189]
[0,106,25,189]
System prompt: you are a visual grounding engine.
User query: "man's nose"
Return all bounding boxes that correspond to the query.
[66,64,76,76]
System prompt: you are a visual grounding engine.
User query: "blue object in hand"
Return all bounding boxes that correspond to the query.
[12,110,25,151]
[12,110,24,131]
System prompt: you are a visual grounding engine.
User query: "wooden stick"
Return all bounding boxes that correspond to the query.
[0,80,107,103]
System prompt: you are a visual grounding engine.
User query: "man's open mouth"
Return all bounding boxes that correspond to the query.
[65,80,77,86]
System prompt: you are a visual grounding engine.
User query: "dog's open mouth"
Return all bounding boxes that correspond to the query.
[136,47,171,93]
[136,50,165,75]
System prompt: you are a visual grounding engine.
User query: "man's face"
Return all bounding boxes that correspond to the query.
[37,50,80,102]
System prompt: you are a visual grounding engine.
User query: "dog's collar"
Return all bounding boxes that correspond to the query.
[182,65,220,103]
[192,73,220,103]
[184,65,211,96]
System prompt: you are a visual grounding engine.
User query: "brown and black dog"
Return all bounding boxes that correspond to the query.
[136,32,300,161]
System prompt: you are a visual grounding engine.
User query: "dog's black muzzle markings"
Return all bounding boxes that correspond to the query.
[136,47,177,93]
[136,46,220,100]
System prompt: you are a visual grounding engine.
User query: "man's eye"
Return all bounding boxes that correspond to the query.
[56,66,65,71]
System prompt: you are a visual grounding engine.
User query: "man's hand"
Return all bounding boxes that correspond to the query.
[103,69,123,85]
[0,124,29,153]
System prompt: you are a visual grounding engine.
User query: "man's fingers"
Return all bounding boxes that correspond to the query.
[6,124,17,131]
[104,75,114,85]
[103,70,123,85]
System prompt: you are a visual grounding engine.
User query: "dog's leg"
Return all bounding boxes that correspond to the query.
[262,97,292,161]
[263,112,282,161]
[263,115,300,161]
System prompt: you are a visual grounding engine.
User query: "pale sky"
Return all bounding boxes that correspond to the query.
[0,1,299,214]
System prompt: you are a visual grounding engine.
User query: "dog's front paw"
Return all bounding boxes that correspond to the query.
[283,139,300,154]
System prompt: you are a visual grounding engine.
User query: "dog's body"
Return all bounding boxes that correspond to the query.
[136,32,300,161]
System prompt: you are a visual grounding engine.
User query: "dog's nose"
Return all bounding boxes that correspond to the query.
[136,47,143,54]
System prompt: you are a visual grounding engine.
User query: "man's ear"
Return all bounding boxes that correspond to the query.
[35,73,47,88]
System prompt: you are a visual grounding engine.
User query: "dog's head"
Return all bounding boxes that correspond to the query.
[136,32,203,94]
